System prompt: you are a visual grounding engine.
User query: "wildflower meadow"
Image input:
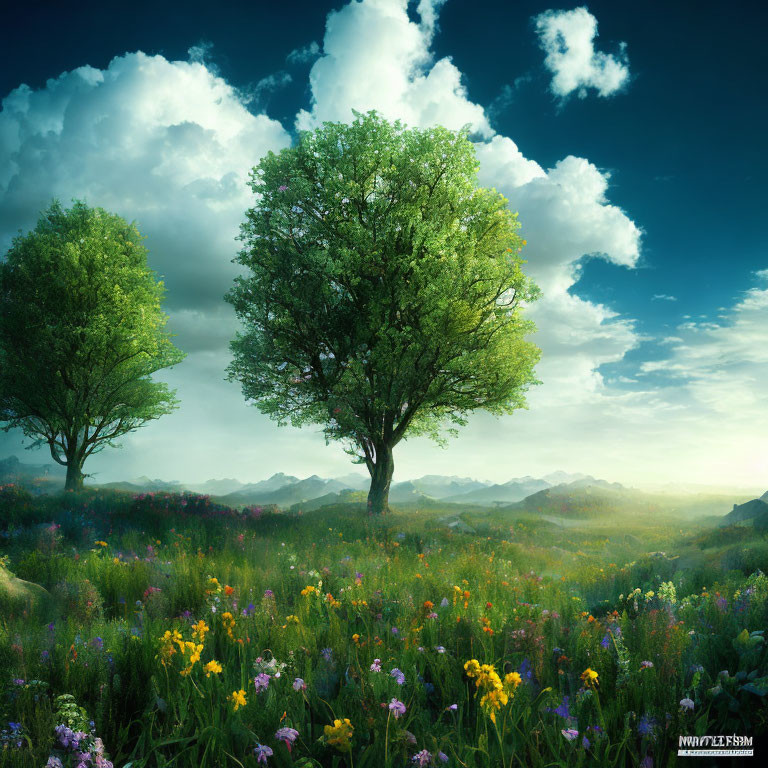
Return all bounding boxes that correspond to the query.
[1,484,767,766]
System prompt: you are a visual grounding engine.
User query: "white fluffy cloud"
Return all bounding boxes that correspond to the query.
[296,0,491,137]
[534,7,630,99]
[0,51,290,348]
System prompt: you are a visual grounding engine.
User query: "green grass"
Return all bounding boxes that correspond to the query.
[1,485,767,767]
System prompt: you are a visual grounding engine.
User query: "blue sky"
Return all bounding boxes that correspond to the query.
[1,0,766,488]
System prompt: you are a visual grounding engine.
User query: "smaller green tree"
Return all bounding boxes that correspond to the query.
[0,201,186,491]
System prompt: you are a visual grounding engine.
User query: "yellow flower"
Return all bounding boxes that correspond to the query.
[352,633,360,644]
[204,660,222,677]
[221,611,236,640]
[477,665,503,691]
[157,629,184,666]
[179,642,204,675]
[301,585,317,596]
[229,689,247,711]
[581,668,599,687]
[191,620,209,641]
[94,540,108,547]
[479,688,509,722]
[324,718,354,752]
[504,671,522,689]
[464,659,481,678]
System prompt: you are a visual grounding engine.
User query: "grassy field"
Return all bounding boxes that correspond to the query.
[1,484,767,767]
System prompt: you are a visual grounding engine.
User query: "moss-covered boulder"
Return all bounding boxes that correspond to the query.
[0,562,53,619]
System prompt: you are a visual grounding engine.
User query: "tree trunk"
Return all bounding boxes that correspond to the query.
[65,461,85,492]
[367,444,394,515]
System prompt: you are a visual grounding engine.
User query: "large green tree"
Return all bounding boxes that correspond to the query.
[0,201,185,491]
[227,112,540,514]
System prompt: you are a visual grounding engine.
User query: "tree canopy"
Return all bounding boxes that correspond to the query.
[227,112,540,513]
[0,201,185,490]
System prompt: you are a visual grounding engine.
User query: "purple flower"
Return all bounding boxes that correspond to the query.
[716,596,728,611]
[640,758,653,768]
[562,728,579,742]
[582,736,590,748]
[640,660,654,669]
[434,645,446,653]
[391,627,399,635]
[552,696,571,720]
[254,672,271,693]
[292,677,306,691]
[46,758,64,768]
[440,597,449,608]
[254,743,273,763]
[275,727,299,751]
[263,590,273,598]
[321,647,333,662]
[13,678,25,686]
[438,752,449,763]
[600,634,610,649]
[277,185,288,192]
[680,697,694,711]
[389,698,406,718]
[355,571,363,581]
[370,658,382,672]
[390,668,406,685]
[91,636,104,651]
[638,716,657,737]
[447,703,458,711]
[412,749,433,766]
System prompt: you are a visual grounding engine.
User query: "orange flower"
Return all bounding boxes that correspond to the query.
[224,585,234,597]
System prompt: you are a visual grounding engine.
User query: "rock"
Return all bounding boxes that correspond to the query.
[0,563,52,619]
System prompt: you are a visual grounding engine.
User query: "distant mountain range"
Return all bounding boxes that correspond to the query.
[3,453,763,524]
[0,455,608,508]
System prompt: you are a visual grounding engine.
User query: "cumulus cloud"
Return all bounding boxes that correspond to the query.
[296,0,492,137]
[0,51,290,330]
[534,7,630,99]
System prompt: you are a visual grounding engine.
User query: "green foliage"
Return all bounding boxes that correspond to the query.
[227,113,539,510]
[0,200,185,490]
